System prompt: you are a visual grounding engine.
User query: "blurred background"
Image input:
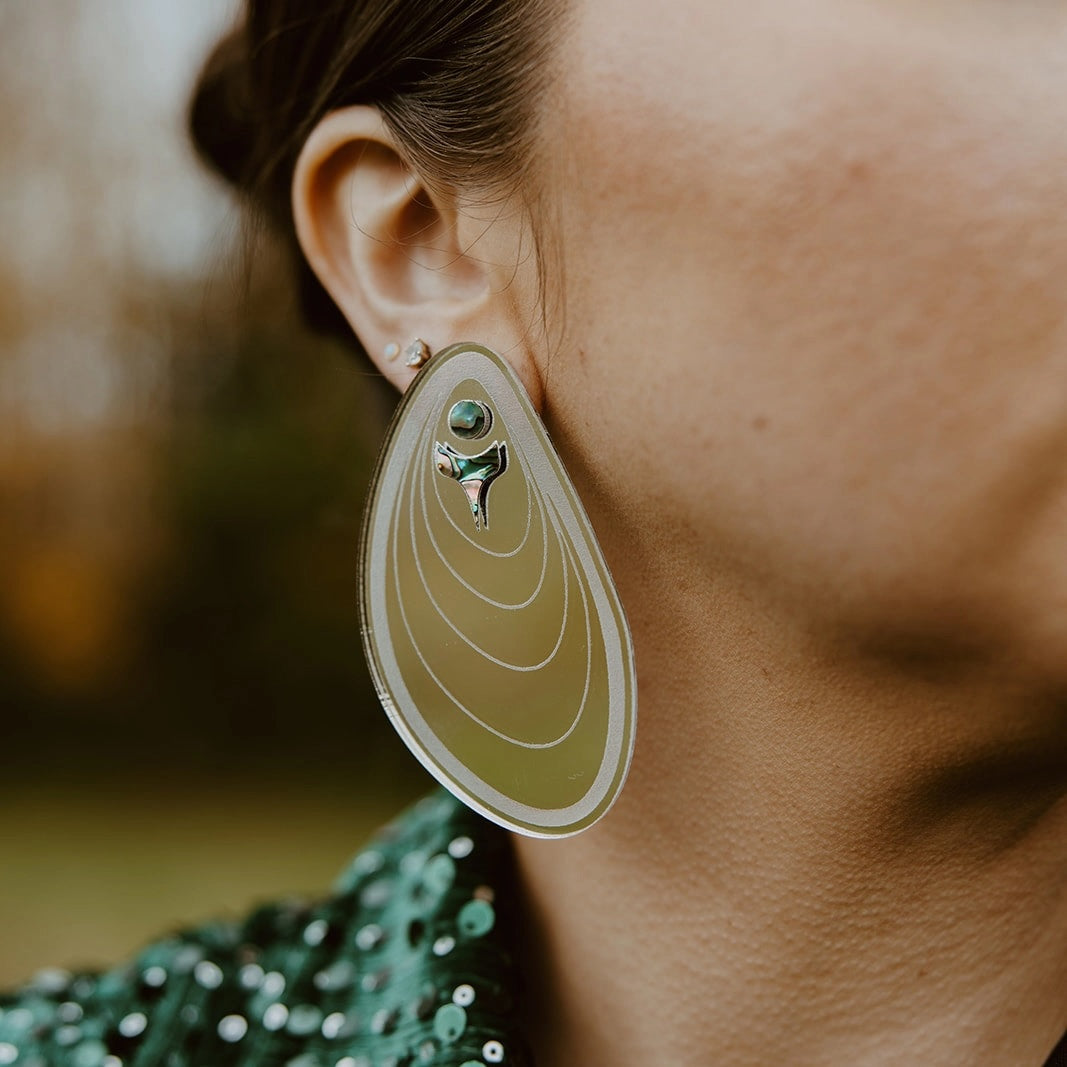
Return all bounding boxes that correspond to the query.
[0,3,425,984]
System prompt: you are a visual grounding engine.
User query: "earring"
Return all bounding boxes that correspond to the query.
[403,338,432,369]
[383,338,432,367]
[359,342,636,838]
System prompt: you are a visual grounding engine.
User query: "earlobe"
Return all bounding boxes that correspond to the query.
[291,106,543,405]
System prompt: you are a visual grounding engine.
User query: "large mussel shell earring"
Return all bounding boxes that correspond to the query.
[359,342,636,838]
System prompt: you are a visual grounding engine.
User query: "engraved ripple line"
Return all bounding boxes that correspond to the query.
[430,413,534,558]
[409,421,568,671]
[417,418,550,610]
[390,463,593,750]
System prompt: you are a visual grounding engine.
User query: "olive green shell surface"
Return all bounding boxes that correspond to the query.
[360,343,636,838]
[0,791,527,1067]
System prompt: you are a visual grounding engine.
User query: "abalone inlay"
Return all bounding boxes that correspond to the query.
[448,399,492,440]
[433,439,508,530]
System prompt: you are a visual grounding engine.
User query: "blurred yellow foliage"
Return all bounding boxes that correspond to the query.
[0,1,424,988]
[3,540,129,693]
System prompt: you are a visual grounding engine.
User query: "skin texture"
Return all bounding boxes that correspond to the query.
[292,1,1067,1062]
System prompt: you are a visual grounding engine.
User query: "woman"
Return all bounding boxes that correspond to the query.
[4,0,1067,1063]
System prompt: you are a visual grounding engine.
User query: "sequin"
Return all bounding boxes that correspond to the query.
[238,963,264,990]
[70,1045,107,1067]
[5,1008,32,1032]
[57,1002,84,1024]
[193,960,223,989]
[262,1004,289,1031]
[433,1004,467,1043]
[352,851,384,876]
[320,1012,346,1040]
[32,968,71,995]
[359,969,390,994]
[458,899,496,938]
[422,854,456,896]
[55,1026,82,1047]
[312,960,355,993]
[354,924,384,951]
[286,1005,323,1037]
[399,850,426,875]
[360,879,392,909]
[141,967,167,989]
[217,1015,248,1043]
[70,978,95,1000]
[448,836,475,859]
[369,1008,396,1036]
[172,946,204,973]
[303,919,328,947]
[0,1046,18,1066]
[452,984,476,1007]
[432,935,455,957]
[261,971,286,998]
[483,1040,506,1063]
[285,1055,321,1067]
[117,1013,146,1039]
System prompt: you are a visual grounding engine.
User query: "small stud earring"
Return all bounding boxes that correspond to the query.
[403,338,432,369]
[384,342,401,362]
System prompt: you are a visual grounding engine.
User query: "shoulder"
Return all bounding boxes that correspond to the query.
[0,790,528,1067]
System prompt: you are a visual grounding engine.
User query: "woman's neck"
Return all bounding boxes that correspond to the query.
[512,547,1067,1065]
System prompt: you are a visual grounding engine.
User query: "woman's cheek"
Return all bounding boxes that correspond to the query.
[548,0,1067,664]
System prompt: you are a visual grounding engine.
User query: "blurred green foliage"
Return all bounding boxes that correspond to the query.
[0,1,429,989]
[0,247,428,983]
[3,254,423,785]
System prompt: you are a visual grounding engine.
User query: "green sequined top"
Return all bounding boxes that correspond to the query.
[0,791,529,1067]
[9,791,1067,1067]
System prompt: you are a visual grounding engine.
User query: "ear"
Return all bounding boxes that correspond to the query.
[291,105,543,405]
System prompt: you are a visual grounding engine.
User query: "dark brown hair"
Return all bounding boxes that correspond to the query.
[189,0,563,350]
